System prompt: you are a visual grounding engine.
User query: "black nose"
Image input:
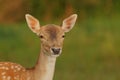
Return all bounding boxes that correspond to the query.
[51,48,61,55]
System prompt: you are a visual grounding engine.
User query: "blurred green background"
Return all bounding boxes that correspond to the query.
[0,0,120,80]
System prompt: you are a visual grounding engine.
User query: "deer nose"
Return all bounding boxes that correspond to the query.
[51,48,61,55]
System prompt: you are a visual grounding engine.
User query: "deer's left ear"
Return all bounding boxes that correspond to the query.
[62,14,77,32]
[25,14,40,34]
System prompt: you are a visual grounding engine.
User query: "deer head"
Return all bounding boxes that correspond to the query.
[25,14,77,57]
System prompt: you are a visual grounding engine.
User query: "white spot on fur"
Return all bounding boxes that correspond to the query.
[14,75,19,80]
[1,72,6,75]
[7,76,11,80]
[5,67,9,70]
[17,67,21,71]
[2,75,6,79]
[0,67,6,69]
[11,65,14,69]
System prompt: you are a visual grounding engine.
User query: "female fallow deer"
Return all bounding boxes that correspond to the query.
[0,14,77,80]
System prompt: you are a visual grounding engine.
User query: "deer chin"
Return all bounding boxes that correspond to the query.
[52,53,62,57]
[44,52,60,57]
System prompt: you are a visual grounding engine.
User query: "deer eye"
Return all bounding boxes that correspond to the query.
[62,35,65,38]
[39,35,44,38]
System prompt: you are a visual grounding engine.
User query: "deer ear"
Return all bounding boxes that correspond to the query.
[25,14,40,33]
[62,14,77,32]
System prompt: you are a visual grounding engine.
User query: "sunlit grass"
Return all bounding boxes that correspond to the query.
[0,17,120,80]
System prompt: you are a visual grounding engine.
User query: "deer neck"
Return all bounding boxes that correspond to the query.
[33,46,57,80]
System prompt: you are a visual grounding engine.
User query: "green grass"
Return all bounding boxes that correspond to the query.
[0,17,120,80]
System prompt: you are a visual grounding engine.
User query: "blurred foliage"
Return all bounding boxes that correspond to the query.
[0,0,120,80]
[0,0,120,23]
[0,17,120,79]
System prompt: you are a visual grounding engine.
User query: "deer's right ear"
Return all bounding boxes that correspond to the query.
[25,14,40,33]
[62,14,77,33]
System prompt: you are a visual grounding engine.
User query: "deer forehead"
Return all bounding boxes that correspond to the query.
[40,24,64,39]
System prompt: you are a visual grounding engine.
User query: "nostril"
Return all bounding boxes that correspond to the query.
[51,48,61,55]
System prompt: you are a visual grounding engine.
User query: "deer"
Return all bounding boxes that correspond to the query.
[0,14,77,80]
